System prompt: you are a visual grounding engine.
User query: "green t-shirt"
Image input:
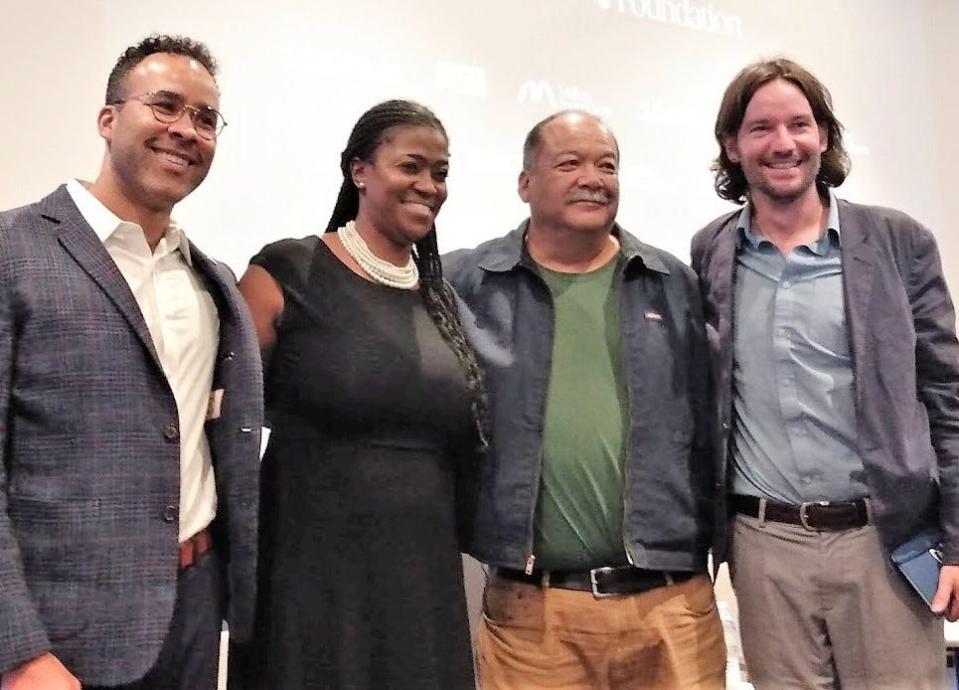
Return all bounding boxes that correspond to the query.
[534,256,629,570]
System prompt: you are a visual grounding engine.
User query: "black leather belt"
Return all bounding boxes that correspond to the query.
[495,565,694,598]
[732,494,869,531]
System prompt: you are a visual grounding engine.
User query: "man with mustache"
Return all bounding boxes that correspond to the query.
[445,111,725,689]
[0,35,262,689]
[692,58,959,689]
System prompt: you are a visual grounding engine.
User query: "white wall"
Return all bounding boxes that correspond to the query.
[3,3,958,683]
[1,0,956,278]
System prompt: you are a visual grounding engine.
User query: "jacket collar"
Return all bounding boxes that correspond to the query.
[40,185,165,374]
[39,185,236,372]
[64,179,194,266]
[478,219,670,275]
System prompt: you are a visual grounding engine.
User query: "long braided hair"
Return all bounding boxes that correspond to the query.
[325,99,489,450]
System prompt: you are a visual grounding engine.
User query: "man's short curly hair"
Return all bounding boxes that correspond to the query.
[105,34,218,104]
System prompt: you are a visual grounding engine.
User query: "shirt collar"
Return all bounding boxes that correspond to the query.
[478,219,669,275]
[65,179,193,266]
[736,190,841,256]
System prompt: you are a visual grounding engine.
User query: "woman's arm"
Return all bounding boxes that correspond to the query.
[238,264,284,365]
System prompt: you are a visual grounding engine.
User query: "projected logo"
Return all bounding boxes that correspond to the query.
[844,130,872,158]
[636,99,697,127]
[620,163,676,194]
[435,61,488,98]
[594,0,743,38]
[279,47,406,86]
[517,80,612,117]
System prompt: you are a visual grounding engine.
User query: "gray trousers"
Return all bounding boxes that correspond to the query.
[88,549,224,690]
[730,513,945,690]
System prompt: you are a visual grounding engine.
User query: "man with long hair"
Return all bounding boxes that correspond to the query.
[692,57,959,688]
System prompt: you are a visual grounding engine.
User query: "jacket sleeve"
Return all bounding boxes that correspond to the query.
[440,248,471,295]
[682,263,717,554]
[908,227,959,563]
[689,232,704,277]
[0,221,53,673]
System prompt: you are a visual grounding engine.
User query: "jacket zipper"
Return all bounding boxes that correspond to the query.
[523,266,556,575]
[618,260,636,566]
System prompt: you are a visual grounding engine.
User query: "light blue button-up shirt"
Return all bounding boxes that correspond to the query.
[730,193,870,504]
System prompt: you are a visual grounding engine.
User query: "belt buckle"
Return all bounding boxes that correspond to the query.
[589,566,617,599]
[799,500,829,531]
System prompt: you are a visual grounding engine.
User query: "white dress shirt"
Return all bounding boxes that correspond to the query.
[66,179,219,543]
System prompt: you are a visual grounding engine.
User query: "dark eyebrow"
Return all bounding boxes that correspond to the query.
[402,153,450,165]
[151,90,218,111]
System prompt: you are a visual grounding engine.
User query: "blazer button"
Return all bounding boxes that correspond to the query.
[162,505,178,522]
[164,423,179,442]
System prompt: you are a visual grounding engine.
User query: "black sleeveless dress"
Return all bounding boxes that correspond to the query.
[230,237,476,689]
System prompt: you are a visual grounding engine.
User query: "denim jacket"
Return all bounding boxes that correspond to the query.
[444,221,715,573]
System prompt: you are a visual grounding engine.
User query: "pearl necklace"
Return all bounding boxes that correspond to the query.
[338,220,419,289]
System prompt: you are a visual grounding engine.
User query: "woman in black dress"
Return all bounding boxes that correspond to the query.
[230,100,487,689]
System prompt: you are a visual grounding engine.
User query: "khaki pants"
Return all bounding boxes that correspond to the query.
[731,514,946,690]
[477,572,726,689]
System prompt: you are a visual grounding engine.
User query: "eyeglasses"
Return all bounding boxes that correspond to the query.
[111,91,227,140]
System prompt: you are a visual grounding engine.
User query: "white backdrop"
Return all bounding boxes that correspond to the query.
[1,0,957,280]
[0,0,959,680]
[2,2,958,683]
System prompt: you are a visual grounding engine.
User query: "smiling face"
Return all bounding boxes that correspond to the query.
[351,124,450,248]
[96,52,219,215]
[519,113,619,237]
[724,78,827,206]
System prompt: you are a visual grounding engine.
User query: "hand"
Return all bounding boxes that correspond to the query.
[931,564,959,621]
[1,653,80,690]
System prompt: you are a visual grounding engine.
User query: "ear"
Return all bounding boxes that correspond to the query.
[97,105,117,142]
[819,123,828,153]
[722,135,740,164]
[518,170,530,203]
[350,158,369,190]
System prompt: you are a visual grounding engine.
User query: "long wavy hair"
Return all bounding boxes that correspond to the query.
[712,58,851,204]
[326,99,489,449]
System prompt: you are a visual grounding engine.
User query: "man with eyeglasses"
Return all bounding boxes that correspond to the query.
[0,35,262,690]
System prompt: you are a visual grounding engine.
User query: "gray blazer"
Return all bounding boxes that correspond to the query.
[0,186,263,686]
[691,198,959,564]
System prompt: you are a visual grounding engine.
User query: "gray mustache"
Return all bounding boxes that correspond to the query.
[568,191,611,203]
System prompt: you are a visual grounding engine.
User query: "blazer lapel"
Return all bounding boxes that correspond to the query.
[711,222,739,365]
[189,243,241,329]
[45,189,164,373]
[838,201,877,410]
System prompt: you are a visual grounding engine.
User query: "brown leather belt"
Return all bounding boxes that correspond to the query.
[732,494,869,531]
[496,565,694,598]
[178,528,213,570]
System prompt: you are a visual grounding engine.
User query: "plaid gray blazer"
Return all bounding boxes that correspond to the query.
[0,186,263,686]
